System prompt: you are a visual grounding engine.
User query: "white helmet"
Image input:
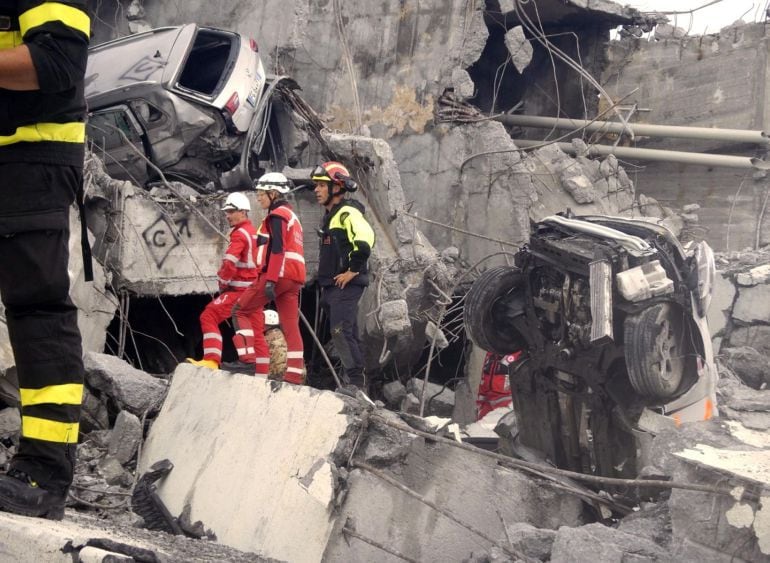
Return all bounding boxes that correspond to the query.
[221,192,251,211]
[264,309,279,326]
[255,172,292,194]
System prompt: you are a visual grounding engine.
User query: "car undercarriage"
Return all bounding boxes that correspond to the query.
[464,212,718,477]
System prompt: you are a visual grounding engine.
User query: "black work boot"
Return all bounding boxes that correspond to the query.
[0,468,67,520]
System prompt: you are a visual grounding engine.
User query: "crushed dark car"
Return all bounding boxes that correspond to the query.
[464,212,718,478]
[84,24,300,191]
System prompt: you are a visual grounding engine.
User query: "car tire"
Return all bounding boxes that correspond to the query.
[623,302,686,401]
[464,266,526,355]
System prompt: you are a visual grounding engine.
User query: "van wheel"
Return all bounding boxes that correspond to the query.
[464,266,526,355]
[623,302,686,401]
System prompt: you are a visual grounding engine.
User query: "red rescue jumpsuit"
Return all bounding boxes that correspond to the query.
[232,201,306,382]
[199,219,258,363]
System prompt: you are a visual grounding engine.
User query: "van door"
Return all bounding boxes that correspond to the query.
[87,105,148,185]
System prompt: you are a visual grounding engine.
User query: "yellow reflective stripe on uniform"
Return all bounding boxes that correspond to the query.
[19,2,90,37]
[20,383,83,406]
[0,30,22,50]
[22,416,79,443]
[0,122,85,146]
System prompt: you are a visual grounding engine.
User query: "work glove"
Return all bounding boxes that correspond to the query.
[265,281,276,302]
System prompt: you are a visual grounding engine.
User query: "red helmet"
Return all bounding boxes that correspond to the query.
[311,161,350,187]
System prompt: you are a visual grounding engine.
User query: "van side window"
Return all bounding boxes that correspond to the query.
[87,107,143,152]
[130,99,166,127]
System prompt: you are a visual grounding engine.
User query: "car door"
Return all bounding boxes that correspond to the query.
[87,105,149,185]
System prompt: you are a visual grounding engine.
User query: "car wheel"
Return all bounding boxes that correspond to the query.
[464,266,526,355]
[623,302,687,401]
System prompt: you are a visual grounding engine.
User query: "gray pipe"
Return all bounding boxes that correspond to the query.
[499,114,770,146]
[514,139,757,170]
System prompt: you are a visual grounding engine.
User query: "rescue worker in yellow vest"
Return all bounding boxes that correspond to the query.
[312,162,375,392]
[232,172,306,382]
[0,0,90,519]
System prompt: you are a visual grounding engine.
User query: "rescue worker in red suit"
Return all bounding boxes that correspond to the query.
[232,172,306,383]
[0,0,91,519]
[187,193,257,369]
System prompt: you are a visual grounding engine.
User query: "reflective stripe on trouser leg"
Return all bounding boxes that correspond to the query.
[231,279,269,364]
[254,358,270,377]
[275,280,304,384]
[0,163,85,493]
[199,292,239,362]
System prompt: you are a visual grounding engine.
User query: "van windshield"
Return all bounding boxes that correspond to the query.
[177,29,237,96]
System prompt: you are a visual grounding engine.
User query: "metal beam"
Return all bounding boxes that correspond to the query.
[513,139,757,169]
[498,114,770,145]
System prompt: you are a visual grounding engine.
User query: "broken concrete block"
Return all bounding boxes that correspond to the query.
[654,23,687,40]
[406,378,455,417]
[451,68,475,99]
[721,347,770,390]
[138,364,356,562]
[616,501,671,550]
[361,411,417,465]
[108,410,142,465]
[0,407,19,440]
[561,174,596,204]
[97,457,131,487]
[504,26,533,73]
[382,380,407,407]
[683,203,701,213]
[730,325,770,356]
[550,523,667,562]
[81,387,109,433]
[736,264,770,286]
[400,392,421,414]
[376,299,411,339]
[399,413,451,434]
[424,320,449,350]
[681,213,699,224]
[440,246,460,263]
[505,522,556,561]
[733,284,770,323]
[84,353,167,417]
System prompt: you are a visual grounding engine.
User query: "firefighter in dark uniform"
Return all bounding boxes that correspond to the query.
[0,0,90,519]
[312,161,375,391]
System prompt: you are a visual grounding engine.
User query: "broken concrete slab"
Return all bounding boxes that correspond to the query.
[138,364,357,562]
[721,347,770,390]
[406,378,455,417]
[736,264,770,286]
[505,26,533,73]
[108,410,142,465]
[324,416,584,562]
[733,283,770,324]
[550,523,667,562]
[382,380,407,407]
[504,522,556,561]
[0,510,263,562]
[642,417,770,560]
[729,325,770,357]
[84,352,167,417]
